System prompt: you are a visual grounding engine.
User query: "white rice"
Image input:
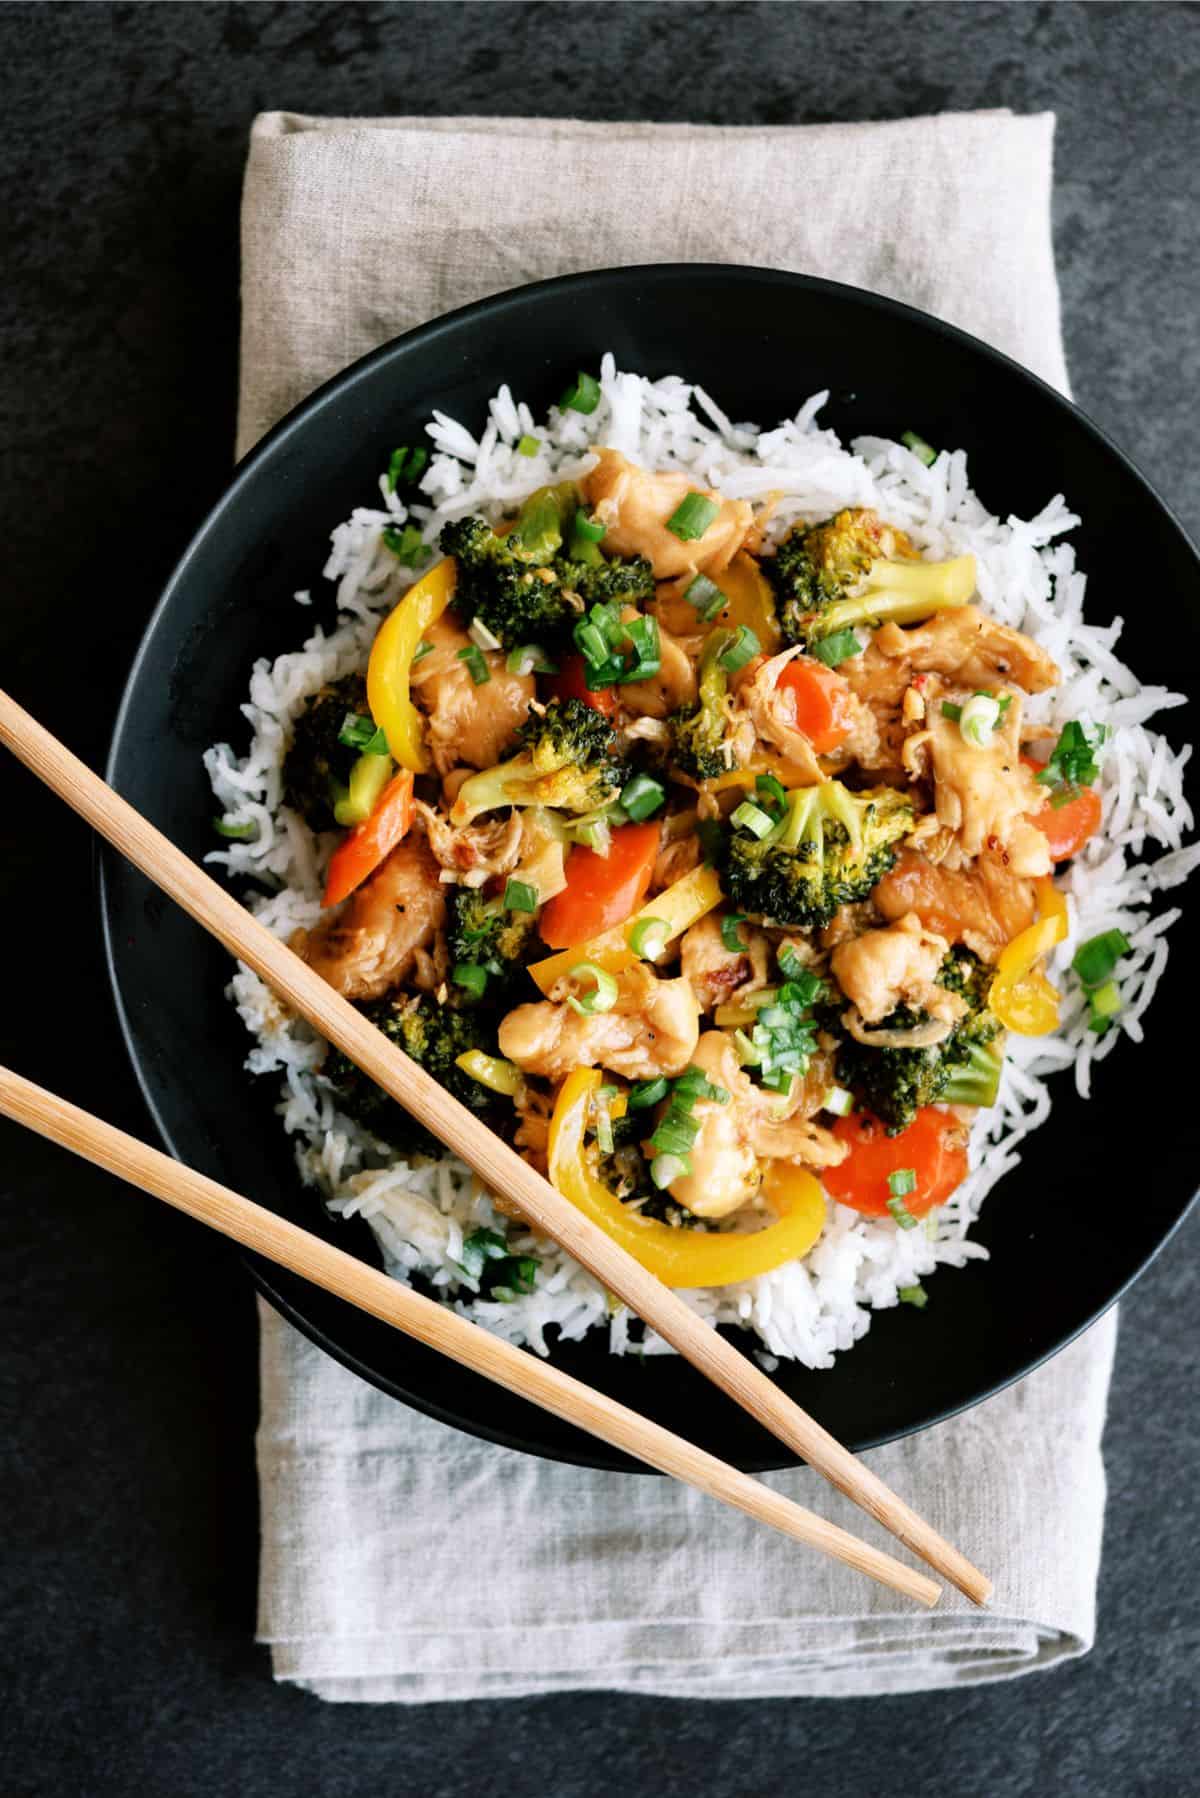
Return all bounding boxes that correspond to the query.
[205,357,1197,1370]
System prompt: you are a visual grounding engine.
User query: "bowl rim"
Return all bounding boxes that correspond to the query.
[100,261,1200,1471]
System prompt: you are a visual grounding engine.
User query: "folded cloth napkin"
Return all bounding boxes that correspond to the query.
[242,108,1114,1701]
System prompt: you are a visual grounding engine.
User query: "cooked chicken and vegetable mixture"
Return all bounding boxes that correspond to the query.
[208,367,1193,1365]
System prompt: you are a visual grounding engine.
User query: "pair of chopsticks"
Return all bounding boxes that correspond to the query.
[0,688,991,1610]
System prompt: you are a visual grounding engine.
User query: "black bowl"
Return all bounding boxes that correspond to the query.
[101,265,1200,1472]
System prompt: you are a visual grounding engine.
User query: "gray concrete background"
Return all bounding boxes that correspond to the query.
[1,5,1197,1794]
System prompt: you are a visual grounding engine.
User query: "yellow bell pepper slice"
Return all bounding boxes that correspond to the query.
[990,877,1069,1036]
[454,1050,524,1098]
[547,1068,826,1288]
[528,863,722,996]
[701,754,823,795]
[712,552,782,656]
[367,556,456,773]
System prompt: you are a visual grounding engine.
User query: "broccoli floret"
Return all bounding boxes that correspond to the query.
[670,629,736,781]
[282,675,369,831]
[832,948,1004,1133]
[441,486,654,649]
[719,779,913,929]
[450,698,627,825]
[325,994,506,1156]
[447,886,540,996]
[766,507,974,650]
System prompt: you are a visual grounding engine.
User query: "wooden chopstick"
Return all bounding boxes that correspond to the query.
[0,1064,939,1607]
[0,689,991,1606]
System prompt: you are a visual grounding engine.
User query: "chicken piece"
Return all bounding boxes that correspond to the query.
[666,1031,762,1220]
[652,816,702,890]
[583,448,752,581]
[874,848,1037,962]
[415,802,524,880]
[665,1032,846,1220]
[679,912,770,1013]
[617,615,698,720]
[740,647,826,783]
[297,835,446,1001]
[903,679,1051,876]
[409,613,535,774]
[498,964,700,1082]
[873,605,1060,695]
[819,903,879,951]
[830,913,965,1027]
[509,1084,554,1189]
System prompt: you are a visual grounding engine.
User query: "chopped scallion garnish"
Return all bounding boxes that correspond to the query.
[213,815,257,841]
[1073,928,1130,989]
[811,629,862,668]
[959,693,1003,748]
[456,644,491,685]
[629,916,670,961]
[940,701,962,722]
[823,1085,855,1117]
[451,962,489,1000]
[898,1283,928,1308]
[733,1028,761,1067]
[665,491,719,541]
[619,772,666,822]
[573,507,606,543]
[731,800,775,840]
[1087,978,1123,1034]
[900,430,937,467]
[755,772,787,817]
[684,572,726,622]
[650,1152,689,1190]
[887,1194,919,1229]
[566,961,618,1016]
[627,1076,669,1110]
[777,942,806,979]
[505,642,557,677]
[337,712,389,754]
[381,522,430,565]
[559,370,601,414]
[411,638,435,664]
[516,434,540,458]
[503,878,538,914]
[468,615,503,653]
[717,624,760,673]
[888,1168,917,1198]
[385,446,428,492]
[721,913,747,954]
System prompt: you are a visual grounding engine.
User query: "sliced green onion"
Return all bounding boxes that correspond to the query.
[887,1194,919,1230]
[491,1254,540,1299]
[616,615,662,683]
[411,638,435,664]
[575,816,613,856]
[559,371,601,414]
[761,1067,795,1095]
[717,624,760,673]
[573,508,606,543]
[505,642,557,677]
[619,772,666,822]
[516,434,540,458]
[629,916,670,962]
[940,701,962,722]
[824,1085,855,1118]
[386,446,428,492]
[755,772,787,816]
[574,621,609,667]
[1087,979,1123,1033]
[452,962,489,1000]
[721,913,747,954]
[684,572,726,622]
[456,644,491,686]
[627,1077,670,1111]
[811,629,862,668]
[593,1091,615,1155]
[888,1168,917,1198]
[666,492,719,541]
[381,522,430,565]
[455,1050,523,1097]
[213,815,257,841]
[456,1225,507,1280]
[337,712,390,754]
[901,431,937,467]
[898,1283,928,1308]
[468,616,503,653]
[1073,929,1130,989]
[503,878,538,914]
[566,961,619,1016]
[731,800,775,839]
[733,1028,761,1067]
[649,1109,699,1156]
[959,693,1002,747]
[651,1152,690,1189]
[777,942,807,979]
[334,750,393,825]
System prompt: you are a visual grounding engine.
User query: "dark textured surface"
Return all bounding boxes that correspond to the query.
[1,4,1197,1793]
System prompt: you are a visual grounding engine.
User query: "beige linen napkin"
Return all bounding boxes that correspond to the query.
[243,109,1114,1701]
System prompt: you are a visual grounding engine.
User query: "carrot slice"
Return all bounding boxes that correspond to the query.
[322,770,415,908]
